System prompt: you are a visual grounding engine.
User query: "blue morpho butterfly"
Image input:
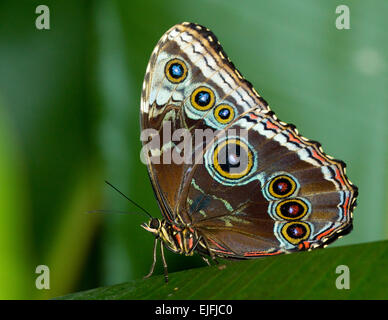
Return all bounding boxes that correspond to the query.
[128,22,357,282]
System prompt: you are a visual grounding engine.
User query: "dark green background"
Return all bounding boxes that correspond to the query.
[0,0,386,299]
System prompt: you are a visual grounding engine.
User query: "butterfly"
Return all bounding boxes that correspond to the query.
[139,22,358,282]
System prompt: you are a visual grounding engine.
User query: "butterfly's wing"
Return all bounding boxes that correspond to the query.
[141,22,358,257]
[141,22,269,222]
[184,115,357,257]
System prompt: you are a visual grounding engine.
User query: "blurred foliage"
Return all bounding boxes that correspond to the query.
[59,240,388,300]
[0,0,387,299]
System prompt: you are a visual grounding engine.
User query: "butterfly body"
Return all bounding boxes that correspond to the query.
[139,22,358,279]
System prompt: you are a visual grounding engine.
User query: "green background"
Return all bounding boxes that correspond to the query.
[0,0,387,299]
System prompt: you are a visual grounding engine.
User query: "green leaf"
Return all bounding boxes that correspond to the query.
[58,240,388,300]
[0,103,32,299]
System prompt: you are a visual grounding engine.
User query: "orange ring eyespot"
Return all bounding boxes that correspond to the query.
[275,199,309,220]
[214,104,235,124]
[268,175,297,198]
[165,59,188,83]
[190,87,215,111]
[281,222,311,245]
[213,139,253,179]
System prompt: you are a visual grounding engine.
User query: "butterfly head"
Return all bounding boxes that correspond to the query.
[141,218,179,253]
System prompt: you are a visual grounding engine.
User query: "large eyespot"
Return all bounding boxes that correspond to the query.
[212,138,253,180]
[165,59,188,83]
[268,175,297,199]
[281,222,311,245]
[190,87,215,111]
[214,104,235,124]
[275,199,309,220]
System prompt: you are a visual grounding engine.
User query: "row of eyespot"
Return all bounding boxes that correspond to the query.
[165,58,235,125]
[267,174,312,244]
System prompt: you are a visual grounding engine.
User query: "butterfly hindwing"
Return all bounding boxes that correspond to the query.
[182,110,357,256]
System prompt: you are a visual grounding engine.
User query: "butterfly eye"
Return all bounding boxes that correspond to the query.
[268,175,297,198]
[149,218,160,229]
[214,104,235,124]
[281,222,311,245]
[191,87,215,111]
[275,199,309,220]
[165,58,188,83]
[213,138,253,179]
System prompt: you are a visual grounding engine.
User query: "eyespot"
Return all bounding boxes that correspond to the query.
[190,87,215,111]
[165,59,188,83]
[214,104,235,124]
[268,175,297,199]
[275,199,309,220]
[281,222,311,245]
[212,138,253,180]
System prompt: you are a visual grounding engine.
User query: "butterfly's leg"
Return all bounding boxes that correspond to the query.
[201,237,219,264]
[144,237,158,279]
[190,237,210,266]
[160,241,169,283]
[201,255,211,266]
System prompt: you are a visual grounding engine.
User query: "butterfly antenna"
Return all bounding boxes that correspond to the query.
[104,180,153,219]
[86,210,145,215]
